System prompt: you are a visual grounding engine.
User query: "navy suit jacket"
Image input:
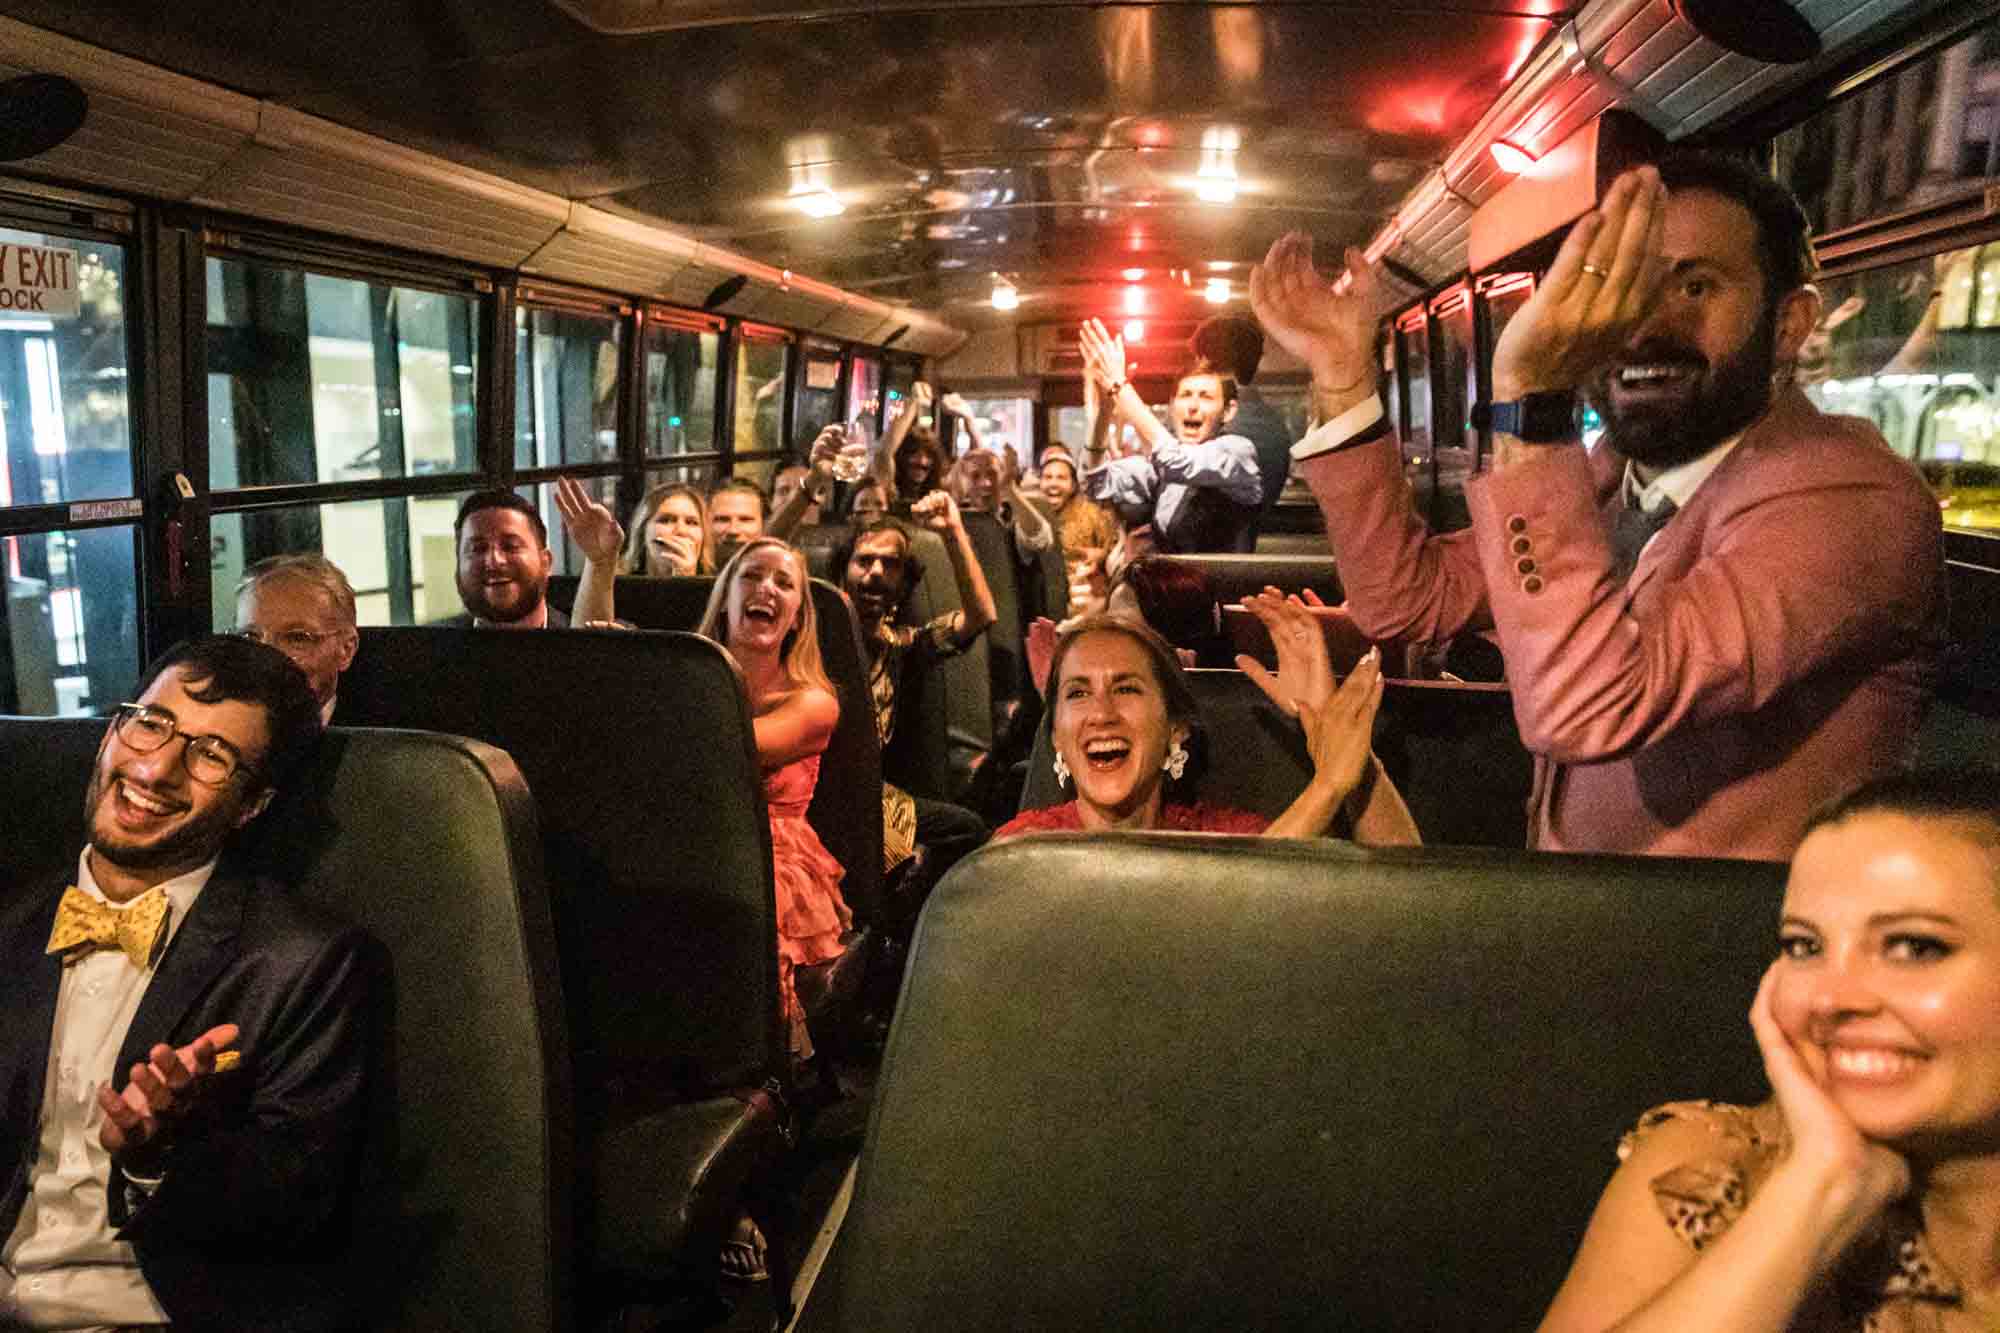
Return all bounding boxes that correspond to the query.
[431,604,570,629]
[0,866,385,1332]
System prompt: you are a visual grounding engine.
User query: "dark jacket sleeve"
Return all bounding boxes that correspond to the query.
[112,925,384,1254]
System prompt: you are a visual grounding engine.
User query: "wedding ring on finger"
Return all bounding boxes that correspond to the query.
[1580,263,1610,280]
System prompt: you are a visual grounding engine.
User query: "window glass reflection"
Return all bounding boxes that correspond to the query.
[0,228,132,508]
[2,523,138,715]
[208,259,479,491]
[644,323,718,457]
[212,492,472,627]
[734,339,789,455]
[793,347,842,456]
[951,397,1034,473]
[1774,17,2000,235]
[1804,245,2000,530]
[515,306,620,470]
[847,357,883,435]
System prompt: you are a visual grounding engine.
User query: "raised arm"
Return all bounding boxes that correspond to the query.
[751,685,841,769]
[770,425,841,540]
[554,475,625,625]
[941,392,985,453]
[1079,318,1174,454]
[1250,232,1492,648]
[997,447,1055,554]
[875,381,929,495]
[913,489,998,648]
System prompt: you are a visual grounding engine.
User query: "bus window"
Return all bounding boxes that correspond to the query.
[734,335,790,456]
[515,305,620,471]
[794,344,843,454]
[212,491,471,628]
[2,523,139,717]
[643,320,719,458]
[1806,245,2000,530]
[951,396,1034,472]
[1431,287,1475,531]
[0,229,133,508]
[209,260,479,490]
[847,355,883,436]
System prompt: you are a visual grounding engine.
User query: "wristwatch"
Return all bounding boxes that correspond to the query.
[1472,390,1579,443]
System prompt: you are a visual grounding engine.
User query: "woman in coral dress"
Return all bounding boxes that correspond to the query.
[697,536,851,1063]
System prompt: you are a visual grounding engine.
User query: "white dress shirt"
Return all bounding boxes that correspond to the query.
[0,854,217,1330]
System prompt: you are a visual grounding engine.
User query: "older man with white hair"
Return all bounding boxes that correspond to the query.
[234,554,359,726]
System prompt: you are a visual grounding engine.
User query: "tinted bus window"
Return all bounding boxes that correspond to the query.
[1806,244,2000,531]
[1774,19,2000,235]
[793,346,842,455]
[734,338,789,455]
[214,492,469,627]
[516,305,620,470]
[2,523,139,716]
[644,322,719,458]
[209,260,479,489]
[848,355,883,434]
[0,229,132,508]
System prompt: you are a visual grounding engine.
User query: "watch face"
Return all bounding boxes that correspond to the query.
[1519,392,1579,442]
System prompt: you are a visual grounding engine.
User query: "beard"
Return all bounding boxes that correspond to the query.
[84,764,244,876]
[1591,311,1778,470]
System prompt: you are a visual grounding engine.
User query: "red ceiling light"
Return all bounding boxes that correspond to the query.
[1488,140,1539,174]
[1123,320,1146,343]
[1121,267,1146,281]
[1123,286,1146,316]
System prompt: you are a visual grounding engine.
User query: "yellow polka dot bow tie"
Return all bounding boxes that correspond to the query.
[45,886,169,968]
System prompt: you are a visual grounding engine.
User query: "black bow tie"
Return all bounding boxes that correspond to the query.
[1610,495,1677,580]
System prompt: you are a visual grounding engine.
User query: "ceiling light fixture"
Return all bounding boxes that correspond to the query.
[789,185,845,218]
[1122,267,1146,281]
[991,281,1020,311]
[1123,286,1146,316]
[1123,320,1146,343]
[1205,279,1230,305]
[1488,140,1539,174]
[1197,125,1241,206]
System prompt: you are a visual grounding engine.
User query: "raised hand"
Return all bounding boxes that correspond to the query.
[912,488,962,535]
[1077,318,1128,389]
[1748,963,1910,1250]
[808,423,845,479]
[554,475,624,565]
[1235,587,1335,718]
[98,1022,240,1160]
[912,381,934,409]
[941,391,973,418]
[1296,647,1383,804]
[1489,166,1671,400]
[650,529,700,576]
[1026,615,1058,696]
[1249,232,1380,393]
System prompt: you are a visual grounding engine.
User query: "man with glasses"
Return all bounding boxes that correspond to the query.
[0,636,382,1330]
[236,553,360,725]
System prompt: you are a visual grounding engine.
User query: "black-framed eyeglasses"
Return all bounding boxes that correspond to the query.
[237,626,333,655]
[110,703,257,788]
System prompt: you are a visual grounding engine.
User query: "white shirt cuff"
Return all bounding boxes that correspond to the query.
[1291,396,1385,461]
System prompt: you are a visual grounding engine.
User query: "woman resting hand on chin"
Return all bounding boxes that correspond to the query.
[995,591,1418,843]
[1539,774,2000,1333]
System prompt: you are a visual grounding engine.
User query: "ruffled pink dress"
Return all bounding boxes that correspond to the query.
[766,754,851,1059]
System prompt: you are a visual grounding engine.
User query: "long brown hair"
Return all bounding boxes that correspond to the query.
[620,483,712,576]
[697,537,834,696]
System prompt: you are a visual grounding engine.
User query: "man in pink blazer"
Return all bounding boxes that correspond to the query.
[1250,152,1942,860]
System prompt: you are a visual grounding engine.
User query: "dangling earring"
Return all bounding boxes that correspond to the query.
[1053,753,1071,787]
[1162,740,1189,781]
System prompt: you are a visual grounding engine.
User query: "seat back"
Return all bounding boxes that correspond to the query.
[1019,669,1532,848]
[819,836,1783,1332]
[890,526,991,803]
[338,628,782,1095]
[0,718,573,1333]
[794,521,853,582]
[545,574,883,922]
[1174,553,1341,605]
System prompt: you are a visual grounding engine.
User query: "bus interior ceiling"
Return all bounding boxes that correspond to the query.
[0,0,1965,341]
[6,3,2000,1331]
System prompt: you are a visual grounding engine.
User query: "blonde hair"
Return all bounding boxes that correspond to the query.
[697,537,834,696]
[621,483,712,576]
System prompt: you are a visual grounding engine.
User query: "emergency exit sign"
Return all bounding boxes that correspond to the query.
[0,243,81,317]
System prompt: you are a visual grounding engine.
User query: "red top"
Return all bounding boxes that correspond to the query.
[994,800,1271,840]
